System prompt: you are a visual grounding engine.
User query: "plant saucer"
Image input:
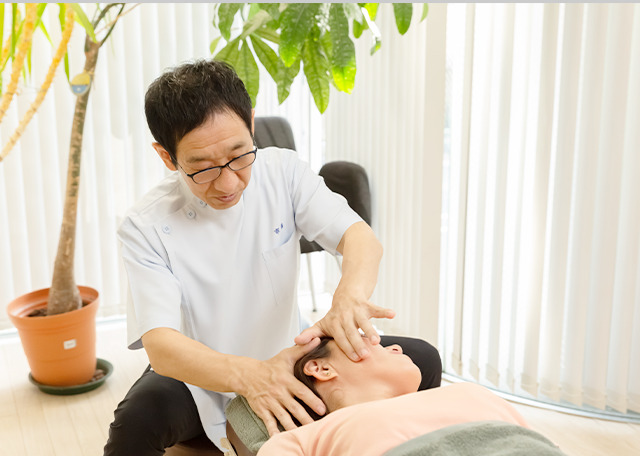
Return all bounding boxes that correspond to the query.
[28,358,113,396]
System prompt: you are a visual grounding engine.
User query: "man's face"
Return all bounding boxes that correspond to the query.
[154,111,255,210]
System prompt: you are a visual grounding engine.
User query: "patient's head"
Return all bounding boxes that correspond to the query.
[294,337,421,418]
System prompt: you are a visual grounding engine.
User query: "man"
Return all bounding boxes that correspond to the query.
[104,59,442,455]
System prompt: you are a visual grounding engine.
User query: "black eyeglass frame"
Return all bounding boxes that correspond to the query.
[179,146,258,184]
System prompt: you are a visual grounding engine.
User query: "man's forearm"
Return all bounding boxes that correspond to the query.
[335,221,383,299]
[142,327,258,395]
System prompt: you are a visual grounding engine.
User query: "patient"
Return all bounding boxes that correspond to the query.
[255,337,563,456]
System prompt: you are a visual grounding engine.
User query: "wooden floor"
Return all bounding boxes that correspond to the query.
[1,320,639,456]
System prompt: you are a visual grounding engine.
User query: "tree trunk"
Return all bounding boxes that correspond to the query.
[47,37,101,316]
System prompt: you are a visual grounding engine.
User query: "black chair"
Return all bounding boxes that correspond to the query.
[253,116,372,311]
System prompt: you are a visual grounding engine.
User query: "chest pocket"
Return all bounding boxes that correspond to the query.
[262,234,300,308]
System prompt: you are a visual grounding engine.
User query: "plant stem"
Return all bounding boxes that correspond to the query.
[47,35,100,316]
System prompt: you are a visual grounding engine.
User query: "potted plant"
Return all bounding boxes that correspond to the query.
[2,3,127,389]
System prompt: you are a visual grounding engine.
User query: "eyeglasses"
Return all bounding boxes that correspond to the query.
[179,147,257,184]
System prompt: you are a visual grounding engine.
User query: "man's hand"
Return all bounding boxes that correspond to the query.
[295,289,395,361]
[295,221,391,361]
[238,338,327,436]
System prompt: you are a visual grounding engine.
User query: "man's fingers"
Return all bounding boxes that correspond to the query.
[368,304,396,320]
[328,325,361,361]
[294,384,326,417]
[283,395,318,426]
[286,335,321,362]
[343,322,370,359]
[274,407,297,432]
[358,317,380,345]
[296,335,321,354]
[260,410,280,437]
[294,326,325,346]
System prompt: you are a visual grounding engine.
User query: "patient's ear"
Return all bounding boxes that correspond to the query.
[304,360,337,381]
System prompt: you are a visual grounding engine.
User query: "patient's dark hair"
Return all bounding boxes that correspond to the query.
[144,59,253,166]
[293,337,333,421]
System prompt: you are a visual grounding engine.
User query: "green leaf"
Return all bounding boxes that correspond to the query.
[353,19,366,39]
[58,3,65,30]
[250,35,279,82]
[10,4,18,61]
[328,4,356,93]
[279,3,321,67]
[253,26,280,45]
[59,3,70,81]
[277,57,300,104]
[302,37,330,113]
[248,3,260,20]
[34,3,51,45]
[214,38,241,67]
[320,31,332,62]
[235,40,260,107]
[370,36,381,55]
[218,3,243,41]
[70,3,97,42]
[64,52,70,82]
[421,4,429,22]
[364,3,379,21]
[259,3,281,21]
[393,3,413,35]
[343,2,366,38]
[360,7,382,55]
[343,3,364,23]
[209,35,222,54]
[239,10,272,40]
[36,19,52,46]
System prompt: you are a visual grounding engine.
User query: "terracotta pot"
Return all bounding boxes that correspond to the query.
[6,286,99,386]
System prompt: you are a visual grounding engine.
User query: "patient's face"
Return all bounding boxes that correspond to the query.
[328,338,421,395]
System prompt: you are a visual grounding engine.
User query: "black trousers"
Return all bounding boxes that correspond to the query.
[103,336,442,455]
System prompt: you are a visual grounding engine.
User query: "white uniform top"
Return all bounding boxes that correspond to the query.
[118,147,362,448]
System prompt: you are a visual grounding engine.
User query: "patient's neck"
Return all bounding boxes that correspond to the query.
[320,381,402,412]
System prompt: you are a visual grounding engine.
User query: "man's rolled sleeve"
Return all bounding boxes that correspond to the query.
[289,156,363,255]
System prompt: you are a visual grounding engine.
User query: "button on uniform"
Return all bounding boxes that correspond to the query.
[187,209,196,219]
[162,225,171,234]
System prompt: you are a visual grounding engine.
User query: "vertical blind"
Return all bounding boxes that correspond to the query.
[439,3,640,415]
[0,3,320,330]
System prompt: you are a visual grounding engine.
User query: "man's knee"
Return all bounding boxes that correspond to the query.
[105,371,198,455]
[114,380,176,428]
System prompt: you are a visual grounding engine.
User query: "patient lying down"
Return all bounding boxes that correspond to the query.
[256,337,565,456]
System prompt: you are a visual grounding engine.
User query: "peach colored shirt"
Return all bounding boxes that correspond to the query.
[257,382,529,456]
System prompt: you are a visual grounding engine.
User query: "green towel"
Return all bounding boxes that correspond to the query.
[383,421,567,456]
[225,395,273,453]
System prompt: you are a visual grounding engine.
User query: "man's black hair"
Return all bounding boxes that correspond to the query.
[144,59,253,165]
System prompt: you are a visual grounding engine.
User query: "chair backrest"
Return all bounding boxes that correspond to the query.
[253,117,371,254]
[254,116,296,150]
